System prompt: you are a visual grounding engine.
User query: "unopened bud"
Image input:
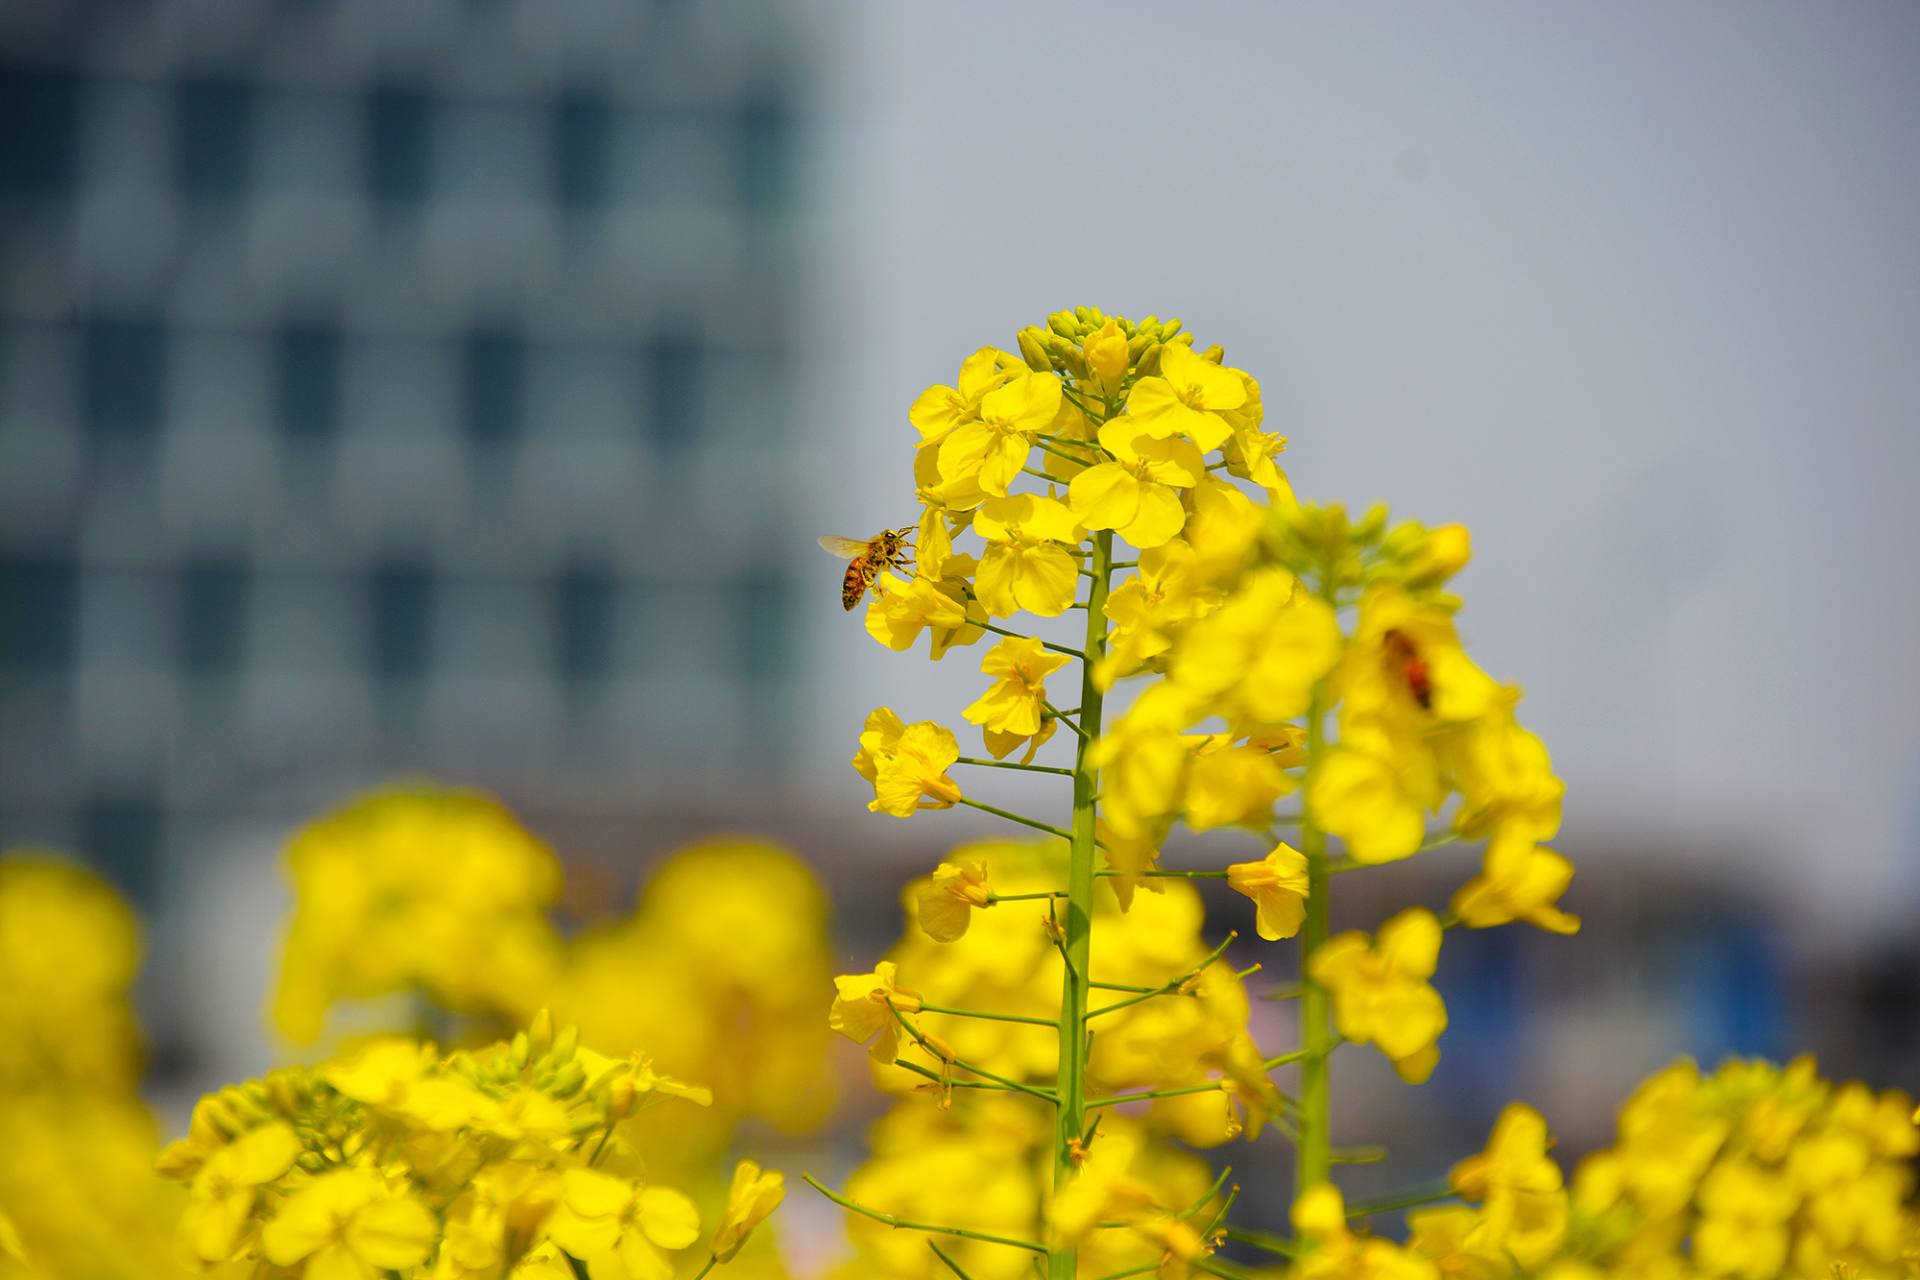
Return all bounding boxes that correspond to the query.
[1159,318,1183,340]
[1135,343,1164,377]
[1046,337,1087,380]
[527,1009,555,1055]
[1017,327,1053,372]
[1084,319,1129,391]
[1426,524,1471,576]
[1198,344,1225,364]
[1047,311,1079,340]
[608,1076,637,1120]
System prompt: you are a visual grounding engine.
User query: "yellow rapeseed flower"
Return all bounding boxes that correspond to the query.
[1308,727,1438,865]
[178,1122,300,1264]
[936,371,1063,498]
[1225,843,1309,941]
[1451,826,1579,935]
[1181,738,1292,832]
[963,636,1070,758]
[1448,1103,1568,1268]
[865,561,986,659]
[1094,539,1219,690]
[972,493,1084,618]
[1068,424,1203,548]
[1309,908,1448,1083]
[1290,1183,1438,1280]
[542,1169,700,1280]
[850,708,964,817]
[1120,344,1246,452]
[909,348,1023,452]
[1168,568,1340,726]
[829,962,921,1063]
[260,1168,439,1280]
[915,861,993,943]
[710,1159,785,1262]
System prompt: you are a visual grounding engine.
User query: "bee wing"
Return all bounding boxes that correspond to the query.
[817,535,872,559]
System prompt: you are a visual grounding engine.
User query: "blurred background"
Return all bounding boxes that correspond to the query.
[2,0,1918,1251]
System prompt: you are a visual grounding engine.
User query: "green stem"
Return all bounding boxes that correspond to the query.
[954,796,1074,841]
[1051,530,1112,1280]
[888,1005,1057,1102]
[689,1257,717,1280]
[1093,868,1230,879]
[891,1058,1027,1096]
[954,756,1075,777]
[916,1001,1057,1027]
[981,621,1084,660]
[1224,1225,1297,1258]
[928,1241,978,1280]
[1345,1180,1457,1217]
[1086,933,1236,1018]
[803,1175,1047,1254]
[1043,701,1090,740]
[1297,684,1333,1194]
[987,890,1065,903]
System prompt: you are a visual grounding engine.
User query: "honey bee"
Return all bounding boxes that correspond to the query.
[818,526,915,611]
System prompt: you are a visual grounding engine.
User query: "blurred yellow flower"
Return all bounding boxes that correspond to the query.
[1291,1183,1437,1280]
[1451,826,1579,935]
[1309,908,1447,1083]
[0,853,144,1091]
[179,1122,300,1264]
[543,1170,699,1280]
[271,787,563,1044]
[1447,1103,1567,1268]
[711,1160,785,1262]
[260,1168,440,1279]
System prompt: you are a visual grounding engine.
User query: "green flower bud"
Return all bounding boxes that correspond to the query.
[1135,343,1164,377]
[1017,327,1053,372]
[1047,311,1079,340]
[1198,344,1226,365]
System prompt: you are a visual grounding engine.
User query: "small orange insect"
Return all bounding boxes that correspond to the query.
[818,526,915,610]
[1382,627,1434,710]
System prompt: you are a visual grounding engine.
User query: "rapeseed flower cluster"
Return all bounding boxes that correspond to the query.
[817,307,1918,1280]
[272,787,565,1044]
[271,791,837,1177]
[155,1010,784,1279]
[1400,1058,1920,1280]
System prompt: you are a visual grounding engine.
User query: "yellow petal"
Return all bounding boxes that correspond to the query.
[1068,462,1142,531]
[345,1197,439,1269]
[637,1185,701,1250]
[1121,482,1186,548]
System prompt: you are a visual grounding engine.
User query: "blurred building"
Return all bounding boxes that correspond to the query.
[0,1,808,904]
